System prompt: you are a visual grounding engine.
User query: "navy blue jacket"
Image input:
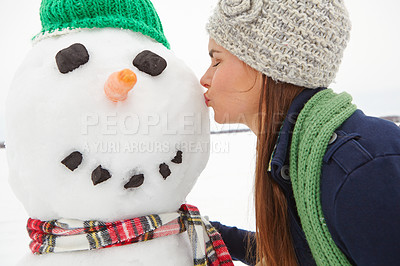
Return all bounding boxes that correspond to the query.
[212,88,400,265]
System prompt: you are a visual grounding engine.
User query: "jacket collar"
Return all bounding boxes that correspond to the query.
[269,87,326,192]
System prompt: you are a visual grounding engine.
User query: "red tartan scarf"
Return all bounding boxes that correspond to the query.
[27,204,233,266]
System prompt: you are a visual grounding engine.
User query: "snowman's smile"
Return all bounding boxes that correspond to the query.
[61,150,183,189]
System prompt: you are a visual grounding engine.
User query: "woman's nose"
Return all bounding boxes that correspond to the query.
[200,70,211,89]
[104,69,137,102]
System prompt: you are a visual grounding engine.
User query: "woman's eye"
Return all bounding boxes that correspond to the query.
[213,62,220,67]
[133,50,167,76]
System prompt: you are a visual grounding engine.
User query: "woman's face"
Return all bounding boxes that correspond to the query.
[200,38,263,127]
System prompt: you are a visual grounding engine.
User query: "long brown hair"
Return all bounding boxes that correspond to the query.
[253,75,304,266]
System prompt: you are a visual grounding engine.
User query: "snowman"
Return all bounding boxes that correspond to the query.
[5,0,233,265]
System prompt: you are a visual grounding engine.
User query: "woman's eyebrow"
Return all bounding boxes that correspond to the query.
[209,49,221,58]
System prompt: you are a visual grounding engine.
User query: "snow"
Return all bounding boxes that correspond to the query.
[1,8,256,264]
[4,27,218,265]
[0,131,256,265]
[6,28,210,222]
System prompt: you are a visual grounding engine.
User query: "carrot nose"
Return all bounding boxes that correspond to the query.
[104,69,137,102]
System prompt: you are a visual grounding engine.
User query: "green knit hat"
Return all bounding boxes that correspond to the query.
[34,0,170,49]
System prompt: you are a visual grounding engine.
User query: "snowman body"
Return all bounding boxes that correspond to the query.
[6,28,209,266]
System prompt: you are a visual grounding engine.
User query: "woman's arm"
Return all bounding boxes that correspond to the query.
[334,155,400,265]
[211,221,257,265]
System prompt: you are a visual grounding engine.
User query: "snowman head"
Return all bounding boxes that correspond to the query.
[6,0,209,221]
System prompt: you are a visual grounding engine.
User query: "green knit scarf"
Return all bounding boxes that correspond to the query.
[289,89,357,265]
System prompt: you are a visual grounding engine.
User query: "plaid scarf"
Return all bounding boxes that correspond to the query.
[27,204,233,266]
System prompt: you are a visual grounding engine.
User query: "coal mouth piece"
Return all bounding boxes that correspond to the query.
[61,150,184,189]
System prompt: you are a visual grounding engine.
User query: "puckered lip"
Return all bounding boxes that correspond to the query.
[204,93,210,107]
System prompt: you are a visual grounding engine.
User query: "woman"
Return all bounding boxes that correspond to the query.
[200,1,400,266]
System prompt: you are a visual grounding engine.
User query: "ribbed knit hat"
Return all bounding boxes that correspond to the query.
[34,0,170,49]
[206,0,351,88]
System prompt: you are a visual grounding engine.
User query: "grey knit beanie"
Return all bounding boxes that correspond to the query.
[206,0,351,89]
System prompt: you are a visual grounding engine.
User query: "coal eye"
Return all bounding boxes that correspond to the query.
[133,50,167,76]
[56,43,89,74]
